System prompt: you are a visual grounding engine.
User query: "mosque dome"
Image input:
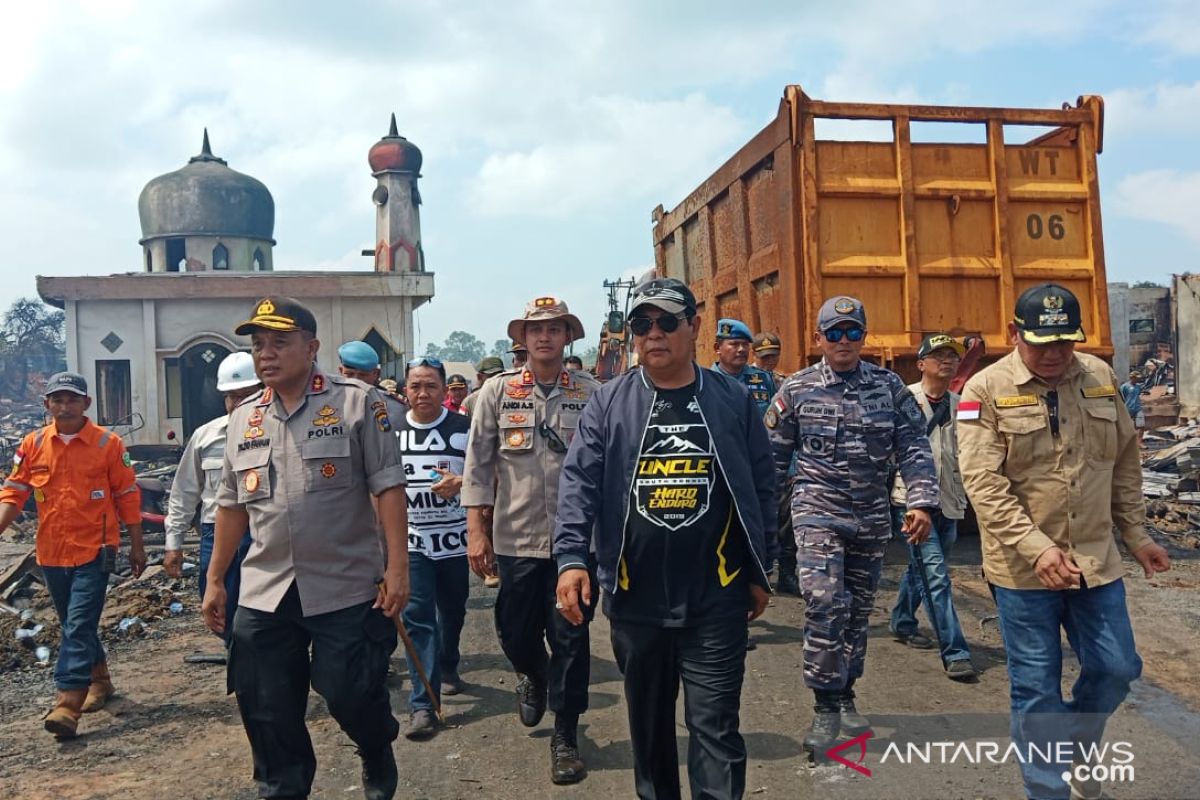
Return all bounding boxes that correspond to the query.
[368,114,423,175]
[137,130,275,243]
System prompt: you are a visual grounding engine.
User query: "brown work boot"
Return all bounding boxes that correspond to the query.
[81,662,116,713]
[43,689,88,738]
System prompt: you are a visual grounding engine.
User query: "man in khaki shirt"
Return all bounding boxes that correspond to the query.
[462,296,600,785]
[203,297,410,800]
[958,284,1170,800]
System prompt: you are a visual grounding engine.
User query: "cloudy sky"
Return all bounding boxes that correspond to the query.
[1,0,1197,353]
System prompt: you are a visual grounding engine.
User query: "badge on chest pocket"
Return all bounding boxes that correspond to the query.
[232,448,273,503]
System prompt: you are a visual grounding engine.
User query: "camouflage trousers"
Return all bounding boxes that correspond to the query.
[795,521,890,691]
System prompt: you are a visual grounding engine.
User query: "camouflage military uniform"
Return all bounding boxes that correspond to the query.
[712,363,777,416]
[767,359,937,690]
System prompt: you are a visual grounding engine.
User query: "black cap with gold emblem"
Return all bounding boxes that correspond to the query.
[235,297,318,336]
[1013,283,1085,344]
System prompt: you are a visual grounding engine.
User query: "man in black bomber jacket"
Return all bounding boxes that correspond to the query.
[553,277,776,800]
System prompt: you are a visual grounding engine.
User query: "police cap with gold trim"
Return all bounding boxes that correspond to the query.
[1013,283,1085,344]
[753,332,781,355]
[235,297,317,336]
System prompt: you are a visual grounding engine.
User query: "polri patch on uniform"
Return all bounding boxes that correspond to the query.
[508,413,528,425]
[122,452,132,467]
[245,426,265,440]
[375,408,392,433]
[310,374,326,393]
[507,430,526,447]
[764,408,779,429]
[1081,384,1117,398]
[320,462,337,479]
[244,469,261,493]
[995,394,1038,408]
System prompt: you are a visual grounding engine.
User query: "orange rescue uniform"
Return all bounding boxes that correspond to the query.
[0,419,141,567]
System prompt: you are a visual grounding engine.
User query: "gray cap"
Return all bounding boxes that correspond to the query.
[817,296,867,332]
[630,277,697,316]
[45,371,88,397]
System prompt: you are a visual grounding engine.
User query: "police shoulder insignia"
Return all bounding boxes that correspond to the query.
[374,408,392,432]
[1081,384,1117,399]
[122,452,132,467]
[764,408,779,429]
[995,394,1039,408]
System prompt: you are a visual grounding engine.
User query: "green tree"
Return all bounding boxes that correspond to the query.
[1,298,65,399]
[490,339,510,357]
[423,330,486,362]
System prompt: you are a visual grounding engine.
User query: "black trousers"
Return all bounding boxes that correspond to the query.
[494,555,595,716]
[610,616,749,800]
[229,583,399,799]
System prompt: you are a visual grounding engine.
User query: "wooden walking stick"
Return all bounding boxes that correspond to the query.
[377,583,443,721]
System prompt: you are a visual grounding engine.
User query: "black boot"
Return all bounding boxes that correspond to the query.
[358,743,398,800]
[516,673,547,727]
[838,683,871,735]
[550,715,586,785]
[803,690,841,756]
[776,556,800,595]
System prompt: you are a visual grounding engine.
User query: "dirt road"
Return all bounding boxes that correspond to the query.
[1,538,1199,800]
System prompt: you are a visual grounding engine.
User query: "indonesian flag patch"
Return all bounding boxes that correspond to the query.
[957,400,981,421]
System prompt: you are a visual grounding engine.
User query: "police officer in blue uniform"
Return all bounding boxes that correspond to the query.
[712,318,776,416]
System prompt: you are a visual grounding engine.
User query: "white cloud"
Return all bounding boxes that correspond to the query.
[469,94,745,217]
[1105,81,1200,139]
[1110,169,1200,243]
[1135,0,1200,56]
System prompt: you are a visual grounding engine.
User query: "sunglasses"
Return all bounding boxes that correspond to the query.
[538,422,568,454]
[823,327,865,343]
[628,312,689,336]
[406,356,446,377]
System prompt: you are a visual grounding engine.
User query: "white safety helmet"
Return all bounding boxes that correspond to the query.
[216,352,260,392]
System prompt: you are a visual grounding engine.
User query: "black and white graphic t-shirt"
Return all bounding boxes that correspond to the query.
[606,383,749,627]
[396,408,470,559]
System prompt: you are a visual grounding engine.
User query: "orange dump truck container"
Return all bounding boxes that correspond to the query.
[652,85,1110,379]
